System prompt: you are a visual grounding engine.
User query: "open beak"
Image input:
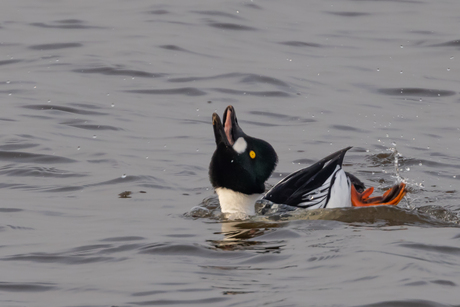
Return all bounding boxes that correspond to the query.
[212,105,245,146]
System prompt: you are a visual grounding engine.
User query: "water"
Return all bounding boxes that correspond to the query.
[1,0,460,306]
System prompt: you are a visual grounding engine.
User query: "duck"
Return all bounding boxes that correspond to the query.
[209,105,406,216]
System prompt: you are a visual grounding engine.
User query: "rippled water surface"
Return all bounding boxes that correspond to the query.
[2,0,460,306]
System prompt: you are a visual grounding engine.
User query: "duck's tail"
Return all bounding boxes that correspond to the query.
[351,182,406,207]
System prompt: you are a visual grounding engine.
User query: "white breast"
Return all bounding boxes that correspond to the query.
[215,187,261,216]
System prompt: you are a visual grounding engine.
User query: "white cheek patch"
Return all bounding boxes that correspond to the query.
[233,137,247,154]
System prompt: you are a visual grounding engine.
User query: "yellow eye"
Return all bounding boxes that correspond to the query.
[249,150,256,159]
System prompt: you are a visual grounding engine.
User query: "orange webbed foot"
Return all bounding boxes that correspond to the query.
[351,183,406,207]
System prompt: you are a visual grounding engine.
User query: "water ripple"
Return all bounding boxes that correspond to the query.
[128,297,228,306]
[279,41,322,47]
[357,299,456,307]
[193,10,243,20]
[126,88,207,96]
[431,39,460,48]
[29,20,102,29]
[249,111,315,123]
[168,73,290,87]
[326,11,371,17]
[139,243,247,259]
[73,67,164,78]
[377,88,456,97]
[0,165,86,178]
[0,151,76,164]
[212,88,290,97]
[0,143,39,151]
[208,23,256,31]
[0,282,56,292]
[0,59,22,66]
[23,104,107,115]
[65,124,122,131]
[149,9,169,15]
[331,124,368,133]
[399,242,460,255]
[29,43,83,50]
[3,252,117,264]
[0,208,23,213]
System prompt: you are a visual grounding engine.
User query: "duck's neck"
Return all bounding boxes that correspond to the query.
[215,187,261,216]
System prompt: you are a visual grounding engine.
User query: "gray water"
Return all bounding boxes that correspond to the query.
[1,0,460,306]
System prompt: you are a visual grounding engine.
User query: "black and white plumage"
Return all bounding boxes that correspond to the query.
[263,147,353,209]
[209,105,405,216]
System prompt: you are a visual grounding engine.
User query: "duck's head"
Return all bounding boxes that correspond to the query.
[209,105,278,195]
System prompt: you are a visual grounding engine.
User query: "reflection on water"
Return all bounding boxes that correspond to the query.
[209,221,286,252]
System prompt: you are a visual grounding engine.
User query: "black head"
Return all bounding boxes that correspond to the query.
[209,105,278,194]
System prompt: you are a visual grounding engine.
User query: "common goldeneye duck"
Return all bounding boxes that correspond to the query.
[209,105,406,216]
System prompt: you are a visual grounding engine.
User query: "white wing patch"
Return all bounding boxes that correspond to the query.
[297,166,351,209]
[326,168,352,208]
[233,137,247,154]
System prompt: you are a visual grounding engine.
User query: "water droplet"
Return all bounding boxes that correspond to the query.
[419,162,422,166]
[6,80,10,84]
[400,45,403,48]
[77,146,80,150]
[438,93,441,96]
[406,167,410,171]
[447,68,451,71]
[8,93,11,96]
[111,103,114,107]
[400,71,403,74]
[196,108,199,112]
[386,134,389,138]
[378,139,381,142]
[419,98,422,102]
[47,99,51,103]
[450,56,454,60]
[454,175,457,179]
[231,160,234,163]
[92,135,97,139]
[427,146,430,150]
[377,68,380,72]
[146,156,149,159]
[196,149,199,152]
[121,174,127,178]
[366,149,369,153]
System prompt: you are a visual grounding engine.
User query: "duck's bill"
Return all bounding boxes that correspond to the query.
[212,105,245,146]
[212,112,231,146]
